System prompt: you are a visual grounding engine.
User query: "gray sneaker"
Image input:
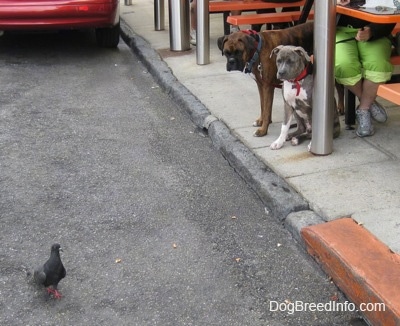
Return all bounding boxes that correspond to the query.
[369,100,387,123]
[356,109,374,137]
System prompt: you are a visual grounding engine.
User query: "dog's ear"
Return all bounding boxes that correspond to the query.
[294,46,311,62]
[270,45,283,58]
[241,35,258,54]
[217,36,228,55]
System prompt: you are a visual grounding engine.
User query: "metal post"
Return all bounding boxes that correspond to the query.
[168,0,190,51]
[124,0,132,5]
[311,0,336,155]
[154,0,165,31]
[196,0,210,65]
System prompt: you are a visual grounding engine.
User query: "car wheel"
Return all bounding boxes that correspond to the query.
[96,22,120,48]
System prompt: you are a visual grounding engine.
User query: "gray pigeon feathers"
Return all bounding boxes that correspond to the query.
[34,243,66,299]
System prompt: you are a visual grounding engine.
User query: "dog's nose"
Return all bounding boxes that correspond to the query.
[227,58,236,71]
[277,70,286,80]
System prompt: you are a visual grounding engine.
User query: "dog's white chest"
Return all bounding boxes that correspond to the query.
[283,80,308,108]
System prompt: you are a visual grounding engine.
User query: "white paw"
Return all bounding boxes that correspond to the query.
[307,141,312,152]
[270,140,284,150]
[252,121,259,127]
[290,137,299,146]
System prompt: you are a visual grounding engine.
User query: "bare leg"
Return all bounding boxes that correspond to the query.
[347,79,384,137]
[346,79,380,110]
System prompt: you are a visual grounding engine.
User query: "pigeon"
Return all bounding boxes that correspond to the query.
[34,243,66,299]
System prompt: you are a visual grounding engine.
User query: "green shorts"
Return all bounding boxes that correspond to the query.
[335,26,393,86]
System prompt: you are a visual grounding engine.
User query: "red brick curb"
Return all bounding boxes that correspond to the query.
[301,217,400,326]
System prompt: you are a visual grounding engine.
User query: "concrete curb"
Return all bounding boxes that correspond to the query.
[120,18,311,225]
[120,20,209,128]
[120,18,400,325]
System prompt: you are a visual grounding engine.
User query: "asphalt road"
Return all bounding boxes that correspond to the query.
[0,31,363,325]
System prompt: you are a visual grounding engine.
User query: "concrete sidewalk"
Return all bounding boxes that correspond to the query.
[120,1,400,325]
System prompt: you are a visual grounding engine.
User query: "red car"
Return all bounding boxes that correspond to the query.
[0,0,120,47]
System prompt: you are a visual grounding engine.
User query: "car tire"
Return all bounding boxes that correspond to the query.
[96,22,120,48]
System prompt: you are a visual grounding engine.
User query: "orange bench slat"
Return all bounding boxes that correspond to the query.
[390,55,400,66]
[378,83,400,105]
[209,0,306,12]
[227,10,314,25]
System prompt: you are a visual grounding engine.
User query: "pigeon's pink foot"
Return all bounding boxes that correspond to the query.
[52,290,63,299]
[46,288,62,299]
[46,288,55,295]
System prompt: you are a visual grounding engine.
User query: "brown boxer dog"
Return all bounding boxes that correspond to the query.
[217,22,314,137]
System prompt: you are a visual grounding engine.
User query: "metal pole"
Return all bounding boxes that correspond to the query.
[196,0,210,65]
[168,0,190,51]
[124,0,132,5]
[311,0,336,155]
[154,0,165,31]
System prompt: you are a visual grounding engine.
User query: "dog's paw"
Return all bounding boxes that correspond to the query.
[253,119,262,127]
[253,128,267,137]
[270,140,284,150]
[307,141,312,152]
[291,137,299,146]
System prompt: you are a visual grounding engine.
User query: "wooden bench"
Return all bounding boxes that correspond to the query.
[209,0,306,34]
[209,0,305,12]
[377,83,400,105]
[227,10,314,27]
[376,25,400,105]
[377,51,400,105]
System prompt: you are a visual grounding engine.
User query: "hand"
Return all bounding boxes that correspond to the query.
[355,26,371,41]
[337,0,350,6]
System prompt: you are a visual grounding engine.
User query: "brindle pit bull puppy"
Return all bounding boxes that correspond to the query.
[217,22,314,137]
[269,45,341,150]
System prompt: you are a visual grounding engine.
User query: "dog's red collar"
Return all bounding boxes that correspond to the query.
[240,29,259,38]
[290,63,313,96]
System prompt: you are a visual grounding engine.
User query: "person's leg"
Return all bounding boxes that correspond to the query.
[230,10,242,33]
[346,79,380,137]
[335,27,373,136]
[190,0,196,30]
[335,27,362,87]
[345,81,362,99]
[341,36,393,136]
[190,0,197,45]
[356,80,380,110]
[252,8,275,31]
[357,36,393,123]
[230,9,241,33]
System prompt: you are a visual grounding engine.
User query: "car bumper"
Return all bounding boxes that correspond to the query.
[0,1,119,30]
